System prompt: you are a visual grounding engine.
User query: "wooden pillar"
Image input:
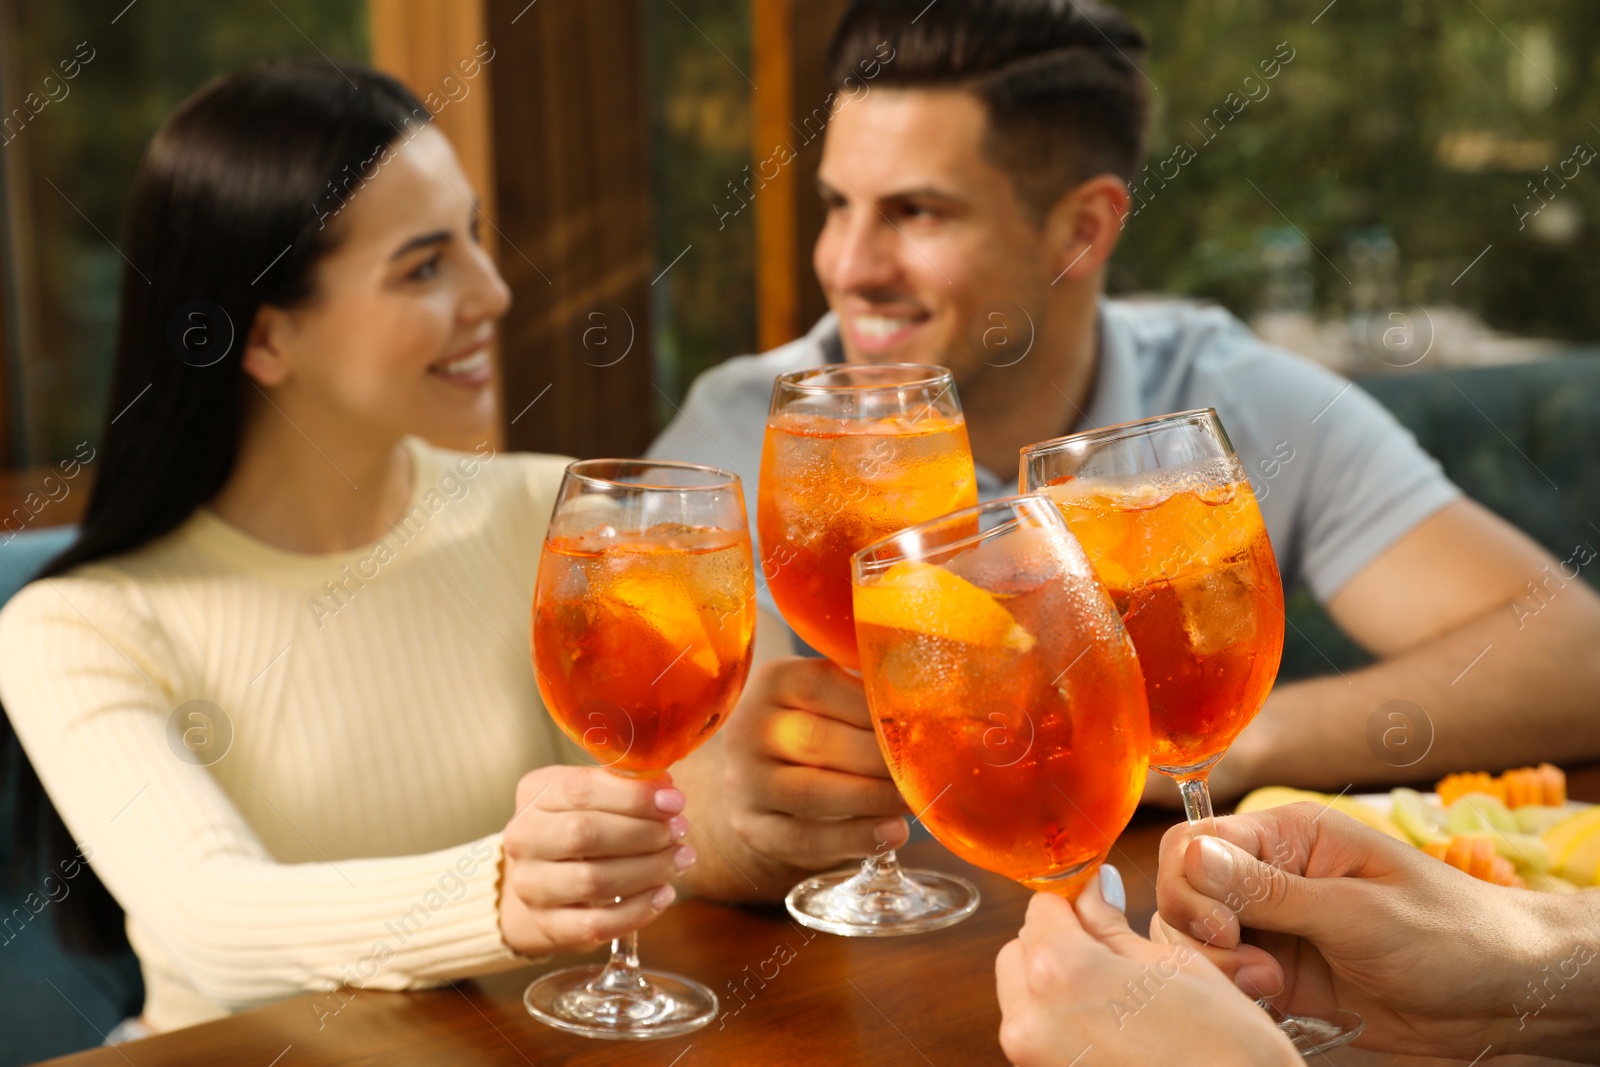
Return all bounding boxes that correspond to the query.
[369,0,504,449]
[484,0,656,460]
[0,218,10,469]
[750,0,848,351]
[0,0,39,467]
[369,0,498,244]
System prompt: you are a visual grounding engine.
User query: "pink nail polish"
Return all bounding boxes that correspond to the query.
[655,788,686,814]
[668,815,690,841]
[673,845,697,871]
[651,884,676,910]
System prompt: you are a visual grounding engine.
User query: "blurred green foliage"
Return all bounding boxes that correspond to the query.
[6,1,1596,457]
[2,0,366,464]
[640,0,756,422]
[1109,0,1600,340]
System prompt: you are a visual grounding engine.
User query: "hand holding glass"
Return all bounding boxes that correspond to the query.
[759,363,982,935]
[1021,410,1362,1054]
[526,459,755,1040]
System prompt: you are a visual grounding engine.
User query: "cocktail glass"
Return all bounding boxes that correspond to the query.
[526,459,755,1039]
[759,363,981,936]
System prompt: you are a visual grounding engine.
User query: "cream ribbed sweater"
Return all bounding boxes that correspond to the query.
[0,437,584,1031]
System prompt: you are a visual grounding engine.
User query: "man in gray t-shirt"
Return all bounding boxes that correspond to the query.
[652,1,1600,902]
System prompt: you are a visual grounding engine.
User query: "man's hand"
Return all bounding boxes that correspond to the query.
[497,765,693,956]
[996,871,1298,1067]
[1154,803,1563,1058]
[721,656,909,876]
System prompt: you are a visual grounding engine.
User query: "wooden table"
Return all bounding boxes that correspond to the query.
[43,771,1600,1067]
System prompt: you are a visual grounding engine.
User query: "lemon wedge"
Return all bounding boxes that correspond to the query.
[1544,806,1600,886]
[853,560,1035,652]
[1233,786,1324,814]
[1234,787,1409,843]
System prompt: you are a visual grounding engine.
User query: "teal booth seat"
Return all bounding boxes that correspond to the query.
[0,525,145,1067]
[1280,355,1600,679]
[0,525,76,601]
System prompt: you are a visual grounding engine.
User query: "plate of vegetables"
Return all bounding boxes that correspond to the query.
[1234,764,1599,893]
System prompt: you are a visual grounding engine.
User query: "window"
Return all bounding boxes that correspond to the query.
[0,0,367,468]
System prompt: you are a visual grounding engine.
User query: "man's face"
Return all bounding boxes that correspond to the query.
[814,89,1057,380]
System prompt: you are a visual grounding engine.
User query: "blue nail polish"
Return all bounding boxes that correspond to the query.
[1099,864,1126,914]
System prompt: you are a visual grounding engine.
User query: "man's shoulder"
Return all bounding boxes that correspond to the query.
[679,319,837,413]
[1108,297,1311,372]
[1106,297,1347,408]
[649,315,838,467]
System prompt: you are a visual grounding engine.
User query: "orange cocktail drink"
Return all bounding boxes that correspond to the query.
[852,496,1150,898]
[533,524,755,778]
[1040,476,1284,773]
[762,364,984,937]
[526,459,755,1040]
[1022,414,1362,1054]
[759,408,976,671]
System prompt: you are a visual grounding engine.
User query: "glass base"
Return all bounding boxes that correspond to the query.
[1267,1005,1364,1055]
[523,964,717,1041]
[785,862,980,937]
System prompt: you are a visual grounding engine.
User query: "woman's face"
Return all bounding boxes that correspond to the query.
[248,125,511,449]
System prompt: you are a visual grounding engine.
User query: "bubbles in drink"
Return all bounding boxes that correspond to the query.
[1042,476,1283,773]
[854,548,1149,891]
[878,636,956,698]
[759,412,978,671]
[945,525,1069,596]
[829,433,895,483]
[533,524,755,775]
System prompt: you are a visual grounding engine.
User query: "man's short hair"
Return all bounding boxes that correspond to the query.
[827,0,1150,220]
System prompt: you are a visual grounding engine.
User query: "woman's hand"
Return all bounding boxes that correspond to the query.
[995,869,1299,1067]
[1154,803,1561,1058]
[496,765,695,956]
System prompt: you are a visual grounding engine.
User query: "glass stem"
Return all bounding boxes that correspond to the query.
[863,847,900,878]
[837,846,909,896]
[587,924,650,998]
[1178,775,1217,838]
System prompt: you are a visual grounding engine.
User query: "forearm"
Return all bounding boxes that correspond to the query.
[1227,590,1600,796]
[116,836,515,1012]
[1503,891,1600,1061]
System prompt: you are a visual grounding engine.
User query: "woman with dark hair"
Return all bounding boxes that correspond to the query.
[0,62,706,1035]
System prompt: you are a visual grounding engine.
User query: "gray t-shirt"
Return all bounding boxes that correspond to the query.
[648,299,1460,620]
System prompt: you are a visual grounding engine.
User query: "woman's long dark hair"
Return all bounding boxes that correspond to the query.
[2,62,430,955]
